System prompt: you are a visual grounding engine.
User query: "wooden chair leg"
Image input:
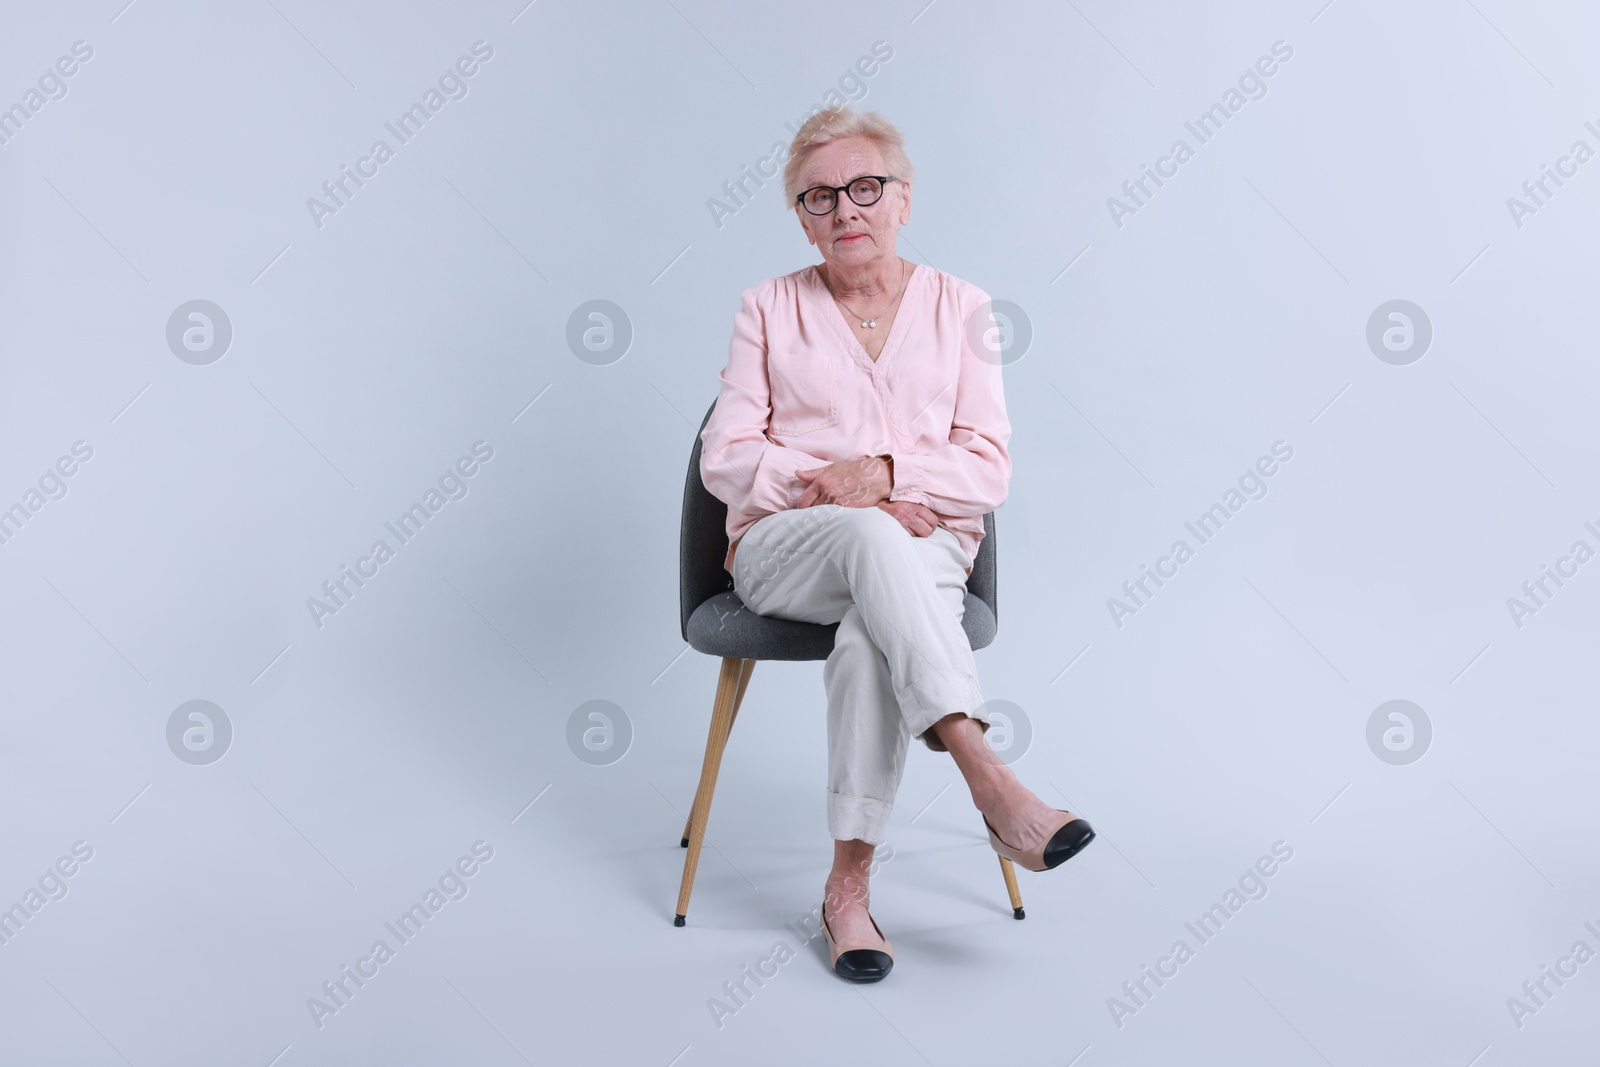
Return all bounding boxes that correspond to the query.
[674,657,756,926]
[999,855,1025,919]
[681,657,754,846]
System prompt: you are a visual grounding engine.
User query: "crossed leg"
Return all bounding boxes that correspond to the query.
[733,504,1072,952]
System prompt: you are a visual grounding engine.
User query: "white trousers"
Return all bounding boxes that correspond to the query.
[731,504,992,845]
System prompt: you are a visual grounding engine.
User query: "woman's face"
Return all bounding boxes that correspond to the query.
[795,136,911,269]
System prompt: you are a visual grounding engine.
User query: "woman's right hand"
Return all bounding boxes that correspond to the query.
[876,499,940,537]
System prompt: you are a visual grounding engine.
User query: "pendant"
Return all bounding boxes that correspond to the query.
[862,319,875,329]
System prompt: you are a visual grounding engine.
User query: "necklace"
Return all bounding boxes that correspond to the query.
[820,258,909,329]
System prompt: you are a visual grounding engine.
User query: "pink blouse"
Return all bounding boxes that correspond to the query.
[701,261,1012,577]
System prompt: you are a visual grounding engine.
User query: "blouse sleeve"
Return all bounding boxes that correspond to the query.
[700,284,828,516]
[887,286,1012,517]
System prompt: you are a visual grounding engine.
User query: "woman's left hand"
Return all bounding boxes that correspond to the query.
[795,456,892,509]
[876,500,940,537]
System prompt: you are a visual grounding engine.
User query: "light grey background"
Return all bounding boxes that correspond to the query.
[2,1,1597,1064]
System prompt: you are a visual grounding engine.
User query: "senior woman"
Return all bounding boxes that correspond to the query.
[700,107,1094,983]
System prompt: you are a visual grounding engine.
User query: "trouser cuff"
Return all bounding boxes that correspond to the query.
[829,791,893,845]
[900,673,990,752]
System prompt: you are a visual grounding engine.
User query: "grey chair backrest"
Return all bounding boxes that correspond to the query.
[680,400,996,643]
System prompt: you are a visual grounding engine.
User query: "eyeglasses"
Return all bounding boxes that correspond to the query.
[796,175,898,216]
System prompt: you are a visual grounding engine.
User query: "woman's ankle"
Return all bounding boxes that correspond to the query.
[967,760,1017,814]
[825,869,869,898]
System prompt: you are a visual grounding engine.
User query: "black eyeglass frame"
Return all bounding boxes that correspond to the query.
[795,175,900,216]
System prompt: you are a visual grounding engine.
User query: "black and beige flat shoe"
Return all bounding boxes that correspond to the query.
[983,809,1095,872]
[820,900,894,983]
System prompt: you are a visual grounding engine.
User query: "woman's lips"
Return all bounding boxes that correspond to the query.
[838,233,867,242]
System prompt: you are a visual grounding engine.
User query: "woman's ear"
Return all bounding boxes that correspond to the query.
[795,207,816,245]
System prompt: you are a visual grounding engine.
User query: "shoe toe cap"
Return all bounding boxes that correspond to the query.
[1043,819,1095,869]
[834,949,893,981]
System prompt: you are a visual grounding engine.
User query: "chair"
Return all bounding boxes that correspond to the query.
[675,399,1024,926]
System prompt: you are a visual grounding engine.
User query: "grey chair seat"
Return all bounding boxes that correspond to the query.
[687,589,997,661]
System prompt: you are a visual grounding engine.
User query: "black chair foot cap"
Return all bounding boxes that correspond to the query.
[1013,907,1026,920]
[680,837,689,848]
[674,914,686,927]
